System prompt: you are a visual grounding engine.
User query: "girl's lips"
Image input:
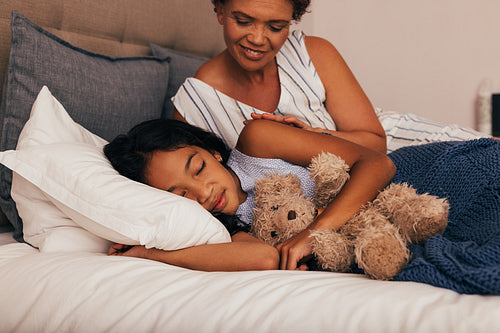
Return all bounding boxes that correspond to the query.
[212,191,226,213]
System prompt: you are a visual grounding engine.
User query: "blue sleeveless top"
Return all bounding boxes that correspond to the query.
[227,148,314,226]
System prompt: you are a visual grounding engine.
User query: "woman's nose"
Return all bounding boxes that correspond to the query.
[247,25,266,45]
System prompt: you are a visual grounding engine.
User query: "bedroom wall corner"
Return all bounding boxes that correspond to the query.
[301,0,500,132]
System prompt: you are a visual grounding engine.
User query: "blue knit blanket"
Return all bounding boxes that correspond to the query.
[388,139,500,294]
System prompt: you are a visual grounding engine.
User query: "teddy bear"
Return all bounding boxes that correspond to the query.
[251,152,449,280]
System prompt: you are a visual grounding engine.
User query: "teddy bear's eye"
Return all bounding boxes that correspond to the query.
[271,205,279,211]
[271,231,278,238]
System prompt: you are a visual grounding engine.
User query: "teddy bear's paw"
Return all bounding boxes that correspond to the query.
[354,223,410,280]
[341,206,389,237]
[308,152,350,208]
[374,183,449,244]
[310,229,354,272]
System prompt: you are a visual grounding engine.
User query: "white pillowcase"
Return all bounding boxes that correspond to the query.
[0,86,231,252]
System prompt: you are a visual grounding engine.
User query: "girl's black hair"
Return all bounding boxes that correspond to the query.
[104,118,231,184]
[104,118,244,236]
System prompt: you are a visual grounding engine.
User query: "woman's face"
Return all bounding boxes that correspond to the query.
[217,0,293,72]
[144,146,244,216]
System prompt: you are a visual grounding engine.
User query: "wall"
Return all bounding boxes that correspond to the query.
[294,0,500,132]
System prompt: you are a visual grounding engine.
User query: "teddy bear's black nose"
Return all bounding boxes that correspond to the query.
[287,210,296,220]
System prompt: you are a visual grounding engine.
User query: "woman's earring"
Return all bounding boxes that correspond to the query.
[214,152,222,162]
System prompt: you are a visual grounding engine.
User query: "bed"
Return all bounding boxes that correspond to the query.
[0,1,499,332]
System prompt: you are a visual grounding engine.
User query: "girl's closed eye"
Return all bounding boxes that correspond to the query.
[167,187,186,197]
[196,161,206,175]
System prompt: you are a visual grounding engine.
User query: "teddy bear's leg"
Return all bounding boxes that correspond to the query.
[351,208,410,280]
[309,229,354,272]
[308,152,350,208]
[374,183,449,244]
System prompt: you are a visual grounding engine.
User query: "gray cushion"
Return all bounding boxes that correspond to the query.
[0,11,170,241]
[150,43,208,118]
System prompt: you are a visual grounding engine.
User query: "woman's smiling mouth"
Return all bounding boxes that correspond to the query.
[241,45,265,60]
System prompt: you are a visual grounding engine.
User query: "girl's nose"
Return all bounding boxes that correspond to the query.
[194,181,212,206]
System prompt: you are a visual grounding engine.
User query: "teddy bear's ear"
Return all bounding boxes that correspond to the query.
[254,172,304,198]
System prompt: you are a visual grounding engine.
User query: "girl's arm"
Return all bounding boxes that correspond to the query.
[236,119,396,270]
[108,231,279,271]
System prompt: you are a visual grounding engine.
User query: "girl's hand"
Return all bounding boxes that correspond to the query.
[108,244,147,258]
[276,229,314,270]
[244,113,323,133]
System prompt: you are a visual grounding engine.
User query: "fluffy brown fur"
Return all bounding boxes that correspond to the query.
[251,152,449,280]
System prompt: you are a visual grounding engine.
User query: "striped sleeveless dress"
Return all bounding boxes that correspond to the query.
[173,30,486,152]
[172,30,335,148]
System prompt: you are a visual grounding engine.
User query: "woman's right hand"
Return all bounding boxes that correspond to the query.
[244,113,323,133]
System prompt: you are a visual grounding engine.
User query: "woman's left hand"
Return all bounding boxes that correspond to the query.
[244,113,323,133]
[276,229,314,270]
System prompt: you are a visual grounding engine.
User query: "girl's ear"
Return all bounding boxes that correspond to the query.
[213,151,223,162]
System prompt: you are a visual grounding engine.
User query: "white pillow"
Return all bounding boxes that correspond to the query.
[0,86,231,252]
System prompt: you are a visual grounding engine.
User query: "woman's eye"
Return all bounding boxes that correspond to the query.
[269,25,284,32]
[236,19,251,26]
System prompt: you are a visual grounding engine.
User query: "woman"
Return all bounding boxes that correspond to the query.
[105,118,395,271]
[172,0,388,153]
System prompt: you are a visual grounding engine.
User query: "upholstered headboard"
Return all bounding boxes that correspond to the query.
[0,0,225,228]
[0,0,225,104]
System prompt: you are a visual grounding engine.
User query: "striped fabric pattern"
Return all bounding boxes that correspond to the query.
[172,30,336,148]
[173,30,487,152]
[378,109,488,153]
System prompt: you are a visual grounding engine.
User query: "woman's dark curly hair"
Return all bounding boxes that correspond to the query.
[211,0,311,21]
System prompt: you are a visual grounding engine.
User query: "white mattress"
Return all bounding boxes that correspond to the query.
[0,240,498,333]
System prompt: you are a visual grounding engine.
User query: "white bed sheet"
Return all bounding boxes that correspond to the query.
[0,231,15,246]
[0,241,498,333]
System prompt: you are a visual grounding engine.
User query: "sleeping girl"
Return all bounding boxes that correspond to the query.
[104,118,394,271]
[104,118,500,293]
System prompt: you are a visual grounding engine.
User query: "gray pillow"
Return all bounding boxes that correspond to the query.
[0,11,170,241]
[150,43,208,118]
